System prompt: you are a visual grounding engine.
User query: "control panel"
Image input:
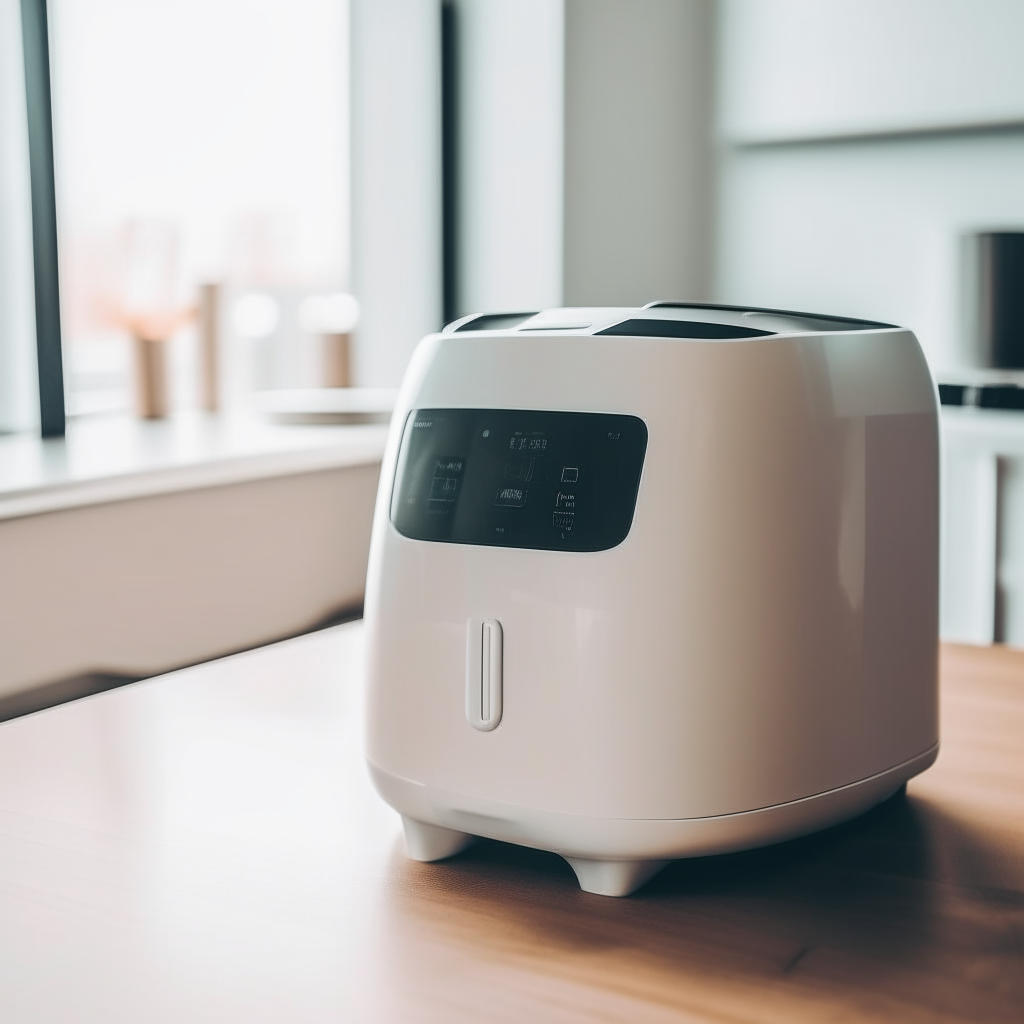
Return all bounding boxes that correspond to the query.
[390,408,647,552]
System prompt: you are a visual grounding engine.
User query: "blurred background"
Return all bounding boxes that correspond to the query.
[3,0,1024,699]
[4,0,1024,424]
[13,0,351,420]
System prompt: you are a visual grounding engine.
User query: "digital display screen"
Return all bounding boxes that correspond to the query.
[390,409,647,552]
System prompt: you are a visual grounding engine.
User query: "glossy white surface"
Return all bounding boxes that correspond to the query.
[0,411,388,520]
[365,309,940,884]
[374,745,936,889]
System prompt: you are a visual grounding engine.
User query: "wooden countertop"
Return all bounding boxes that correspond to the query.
[0,624,1020,1022]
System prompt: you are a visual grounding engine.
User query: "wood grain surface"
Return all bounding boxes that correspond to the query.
[0,625,1020,1023]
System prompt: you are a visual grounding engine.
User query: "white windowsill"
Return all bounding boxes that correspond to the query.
[0,412,389,521]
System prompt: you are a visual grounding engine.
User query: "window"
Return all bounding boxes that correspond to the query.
[50,0,351,416]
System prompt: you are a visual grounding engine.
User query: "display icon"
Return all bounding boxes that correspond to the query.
[428,457,464,509]
[495,486,528,508]
[504,458,535,482]
[552,511,575,531]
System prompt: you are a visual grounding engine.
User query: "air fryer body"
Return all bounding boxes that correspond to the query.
[363,306,940,896]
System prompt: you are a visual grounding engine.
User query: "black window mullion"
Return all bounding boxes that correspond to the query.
[20,0,65,438]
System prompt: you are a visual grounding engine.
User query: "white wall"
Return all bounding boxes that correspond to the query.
[564,0,715,307]
[716,0,1024,375]
[720,0,1024,144]
[717,133,1024,374]
[453,0,564,318]
[0,0,39,434]
[350,0,716,383]
[350,0,442,386]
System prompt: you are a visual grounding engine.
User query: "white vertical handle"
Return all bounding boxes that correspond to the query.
[466,618,502,731]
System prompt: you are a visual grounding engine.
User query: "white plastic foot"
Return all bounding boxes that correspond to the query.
[401,817,475,862]
[564,857,670,897]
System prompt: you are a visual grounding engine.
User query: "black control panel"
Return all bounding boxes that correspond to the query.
[390,409,648,552]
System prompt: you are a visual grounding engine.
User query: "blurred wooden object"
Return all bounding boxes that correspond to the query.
[131,335,169,418]
[0,631,1020,1022]
[197,282,221,411]
[322,331,351,387]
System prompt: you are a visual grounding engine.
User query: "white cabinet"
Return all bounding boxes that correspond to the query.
[941,407,1024,645]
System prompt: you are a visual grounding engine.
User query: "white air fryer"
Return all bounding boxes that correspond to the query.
[364,303,939,897]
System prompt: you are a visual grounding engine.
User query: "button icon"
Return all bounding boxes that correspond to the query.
[560,466,579,483]
[494,486,528,508]
[552,511,575,531]
[427,457,464,509]
[504,458,535,482]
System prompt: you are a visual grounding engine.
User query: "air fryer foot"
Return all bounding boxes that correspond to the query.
[564,856,670,897]
[401,817,475,862]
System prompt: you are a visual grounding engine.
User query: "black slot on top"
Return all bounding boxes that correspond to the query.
[455,312,538,332]
[596,318,773,340]
[938,383,966,406]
